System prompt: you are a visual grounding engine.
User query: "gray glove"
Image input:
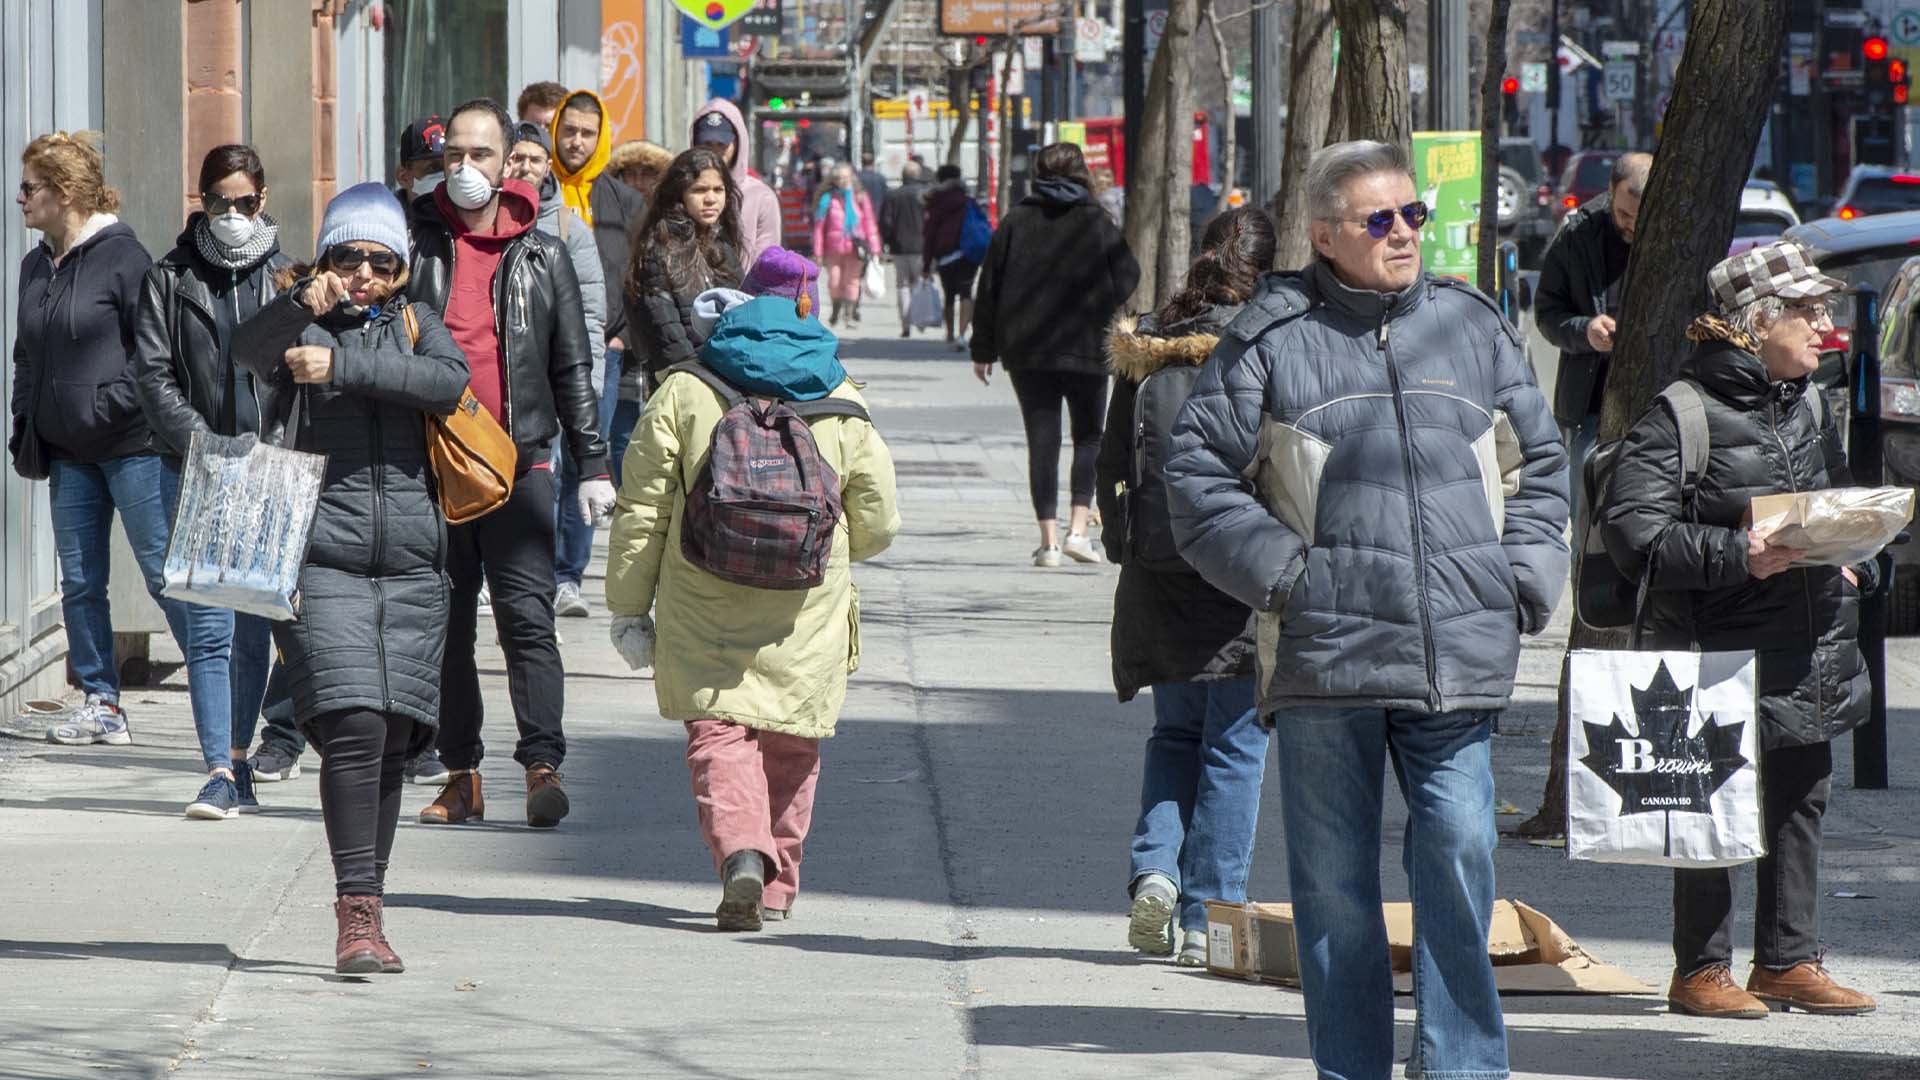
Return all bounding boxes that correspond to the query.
[610,613,655,671]
[579,477,617,524]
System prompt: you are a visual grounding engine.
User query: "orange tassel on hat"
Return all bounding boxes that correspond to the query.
[795,271,814,319]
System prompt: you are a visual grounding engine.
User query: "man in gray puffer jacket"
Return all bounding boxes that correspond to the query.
[1165,140,1569,1080]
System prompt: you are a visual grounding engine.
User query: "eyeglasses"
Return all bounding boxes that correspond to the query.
[1785,297,1838,325]
[324,246,403,275]
[1335,201,1430,239]
[18,180,47,198]
[203,192,263,216]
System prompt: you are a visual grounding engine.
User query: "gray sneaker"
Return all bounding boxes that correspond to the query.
[404,748,450,785]
[47,694,132,746]
[1127,873,1177,956]
[248,742,303,782]
[554,581,591,618]
[1175,927,1209,968]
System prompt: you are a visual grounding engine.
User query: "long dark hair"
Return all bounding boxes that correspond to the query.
[1156,207,1277,328]
[626,147,742,300]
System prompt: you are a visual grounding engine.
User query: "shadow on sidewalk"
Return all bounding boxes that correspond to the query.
[738,930,1145,967]
[0,938,333,975]
[384,891,709,932]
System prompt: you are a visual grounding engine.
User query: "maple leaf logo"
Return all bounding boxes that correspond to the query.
[1579,661,1749,816]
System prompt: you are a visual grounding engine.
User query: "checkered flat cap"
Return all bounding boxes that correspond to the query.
[1707,239,1845,313]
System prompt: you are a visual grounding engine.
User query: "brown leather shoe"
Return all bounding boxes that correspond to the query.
[418,769,483,825]
[334,896,383,975]
[369,896,404,974]
[1747,960,1877,1014]
[1668,963,1770,1019]
[526,765,570,828]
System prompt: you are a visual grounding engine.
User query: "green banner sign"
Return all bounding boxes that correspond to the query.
[1413,131,1483,288]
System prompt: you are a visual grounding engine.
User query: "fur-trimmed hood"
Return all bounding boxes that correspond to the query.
[1105,310,1230,382]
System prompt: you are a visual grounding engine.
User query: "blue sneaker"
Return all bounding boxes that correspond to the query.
[186,774,240,820]
[233,761,260,813]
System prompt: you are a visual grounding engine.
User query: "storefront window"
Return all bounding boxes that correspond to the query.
[384,0,509,153]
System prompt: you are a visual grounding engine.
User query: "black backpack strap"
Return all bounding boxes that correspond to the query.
[662,361,745,408]
[1657,379,1711,520]
[788,397,871,423]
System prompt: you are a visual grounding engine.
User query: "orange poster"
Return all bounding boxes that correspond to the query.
[600,0,649,144]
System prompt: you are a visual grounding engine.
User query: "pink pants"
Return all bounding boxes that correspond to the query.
[824,253,866,302]
[685,719,822,910]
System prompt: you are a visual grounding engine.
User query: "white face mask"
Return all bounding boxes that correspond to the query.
[208,211,256,248]
[446,163,496,210]
[410,170,445,195]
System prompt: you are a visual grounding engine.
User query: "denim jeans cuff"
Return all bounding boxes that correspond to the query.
[1406,1069,1509,1080]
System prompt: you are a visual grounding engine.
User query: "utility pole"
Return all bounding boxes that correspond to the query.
[1549,0,1563,158]
[1250,0,1284,207]
[1429,0,1471,130]
[1124,0,1145,185]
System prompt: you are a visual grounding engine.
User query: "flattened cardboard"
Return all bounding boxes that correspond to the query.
[1204,898,1654,995]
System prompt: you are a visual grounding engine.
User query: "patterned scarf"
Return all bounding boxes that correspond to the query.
[1684,311,1760,354]
[193,212,280,272]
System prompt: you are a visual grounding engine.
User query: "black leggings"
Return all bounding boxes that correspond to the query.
[312,708,412,897]
[1007,368,1107,521]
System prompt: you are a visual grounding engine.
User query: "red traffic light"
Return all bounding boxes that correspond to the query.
[1501,76,1519,95]
[1893,59,1909,82]
[1866,35,1890,61]
[1900,85,1912,105]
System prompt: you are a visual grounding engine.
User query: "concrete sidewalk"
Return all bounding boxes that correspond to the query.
[2,314,1918,1079]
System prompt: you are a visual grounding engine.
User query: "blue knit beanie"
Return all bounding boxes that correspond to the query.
[317,181,410,259]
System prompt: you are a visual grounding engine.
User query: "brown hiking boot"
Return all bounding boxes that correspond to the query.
[369,896,404,974]
[525,765,570,828]
[1668,963,1769,1019]
[334,896,383,974]
[1748,959,1877,1014]
[418,769,483,825]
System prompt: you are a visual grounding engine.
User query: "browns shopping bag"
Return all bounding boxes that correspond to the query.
[1567,649,1764,868]
[162,430,325,621]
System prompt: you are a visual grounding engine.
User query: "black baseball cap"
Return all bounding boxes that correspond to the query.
[398,115,447,164]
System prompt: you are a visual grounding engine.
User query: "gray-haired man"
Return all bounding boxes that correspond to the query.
[1165,140,1569,1079]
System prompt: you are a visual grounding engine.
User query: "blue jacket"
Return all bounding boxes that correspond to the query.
[699,296,847,400]
[1165,262,1570,717]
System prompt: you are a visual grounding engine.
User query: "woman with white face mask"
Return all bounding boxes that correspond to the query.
[132,143,291,819]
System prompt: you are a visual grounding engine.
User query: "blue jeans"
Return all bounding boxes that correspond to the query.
[1274,707,1507,1080]
[1129,678,1269,930]
[600,346,622,440]
[50,456,236,771]
[609,397,642,488]
[551,435,594,587]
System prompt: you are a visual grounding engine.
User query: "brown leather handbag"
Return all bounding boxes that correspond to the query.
[402,305,517,524]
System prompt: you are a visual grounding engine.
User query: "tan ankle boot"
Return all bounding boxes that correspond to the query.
[419,768,483,824]
[1668,963,1769,1019]
[1748,960,1877,1014]
[525,765,569,828]
[334,896,382,974]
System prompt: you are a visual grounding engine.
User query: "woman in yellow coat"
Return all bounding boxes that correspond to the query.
[605,248,899,931]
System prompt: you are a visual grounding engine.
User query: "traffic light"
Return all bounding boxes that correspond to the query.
[1866,36,1893,107]
[1866,35,1890,63]
[1501,76,1519,129]
[1894,58,1912,106]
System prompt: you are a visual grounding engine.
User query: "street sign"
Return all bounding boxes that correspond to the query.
[1896,10,1920,46]
[1826,9,1869,28]
[939,0,1052,37]
[1075,17,1106,62]
[1022,35,1043,70]
[906,86,931,121]
[1601,40,1640,58]
[1520,62,1548,93]
[672,0,756,32]
[739,0,781,38]
[1603,60,1636,102]
[680,15,731,58]
[1410,63,1429,95]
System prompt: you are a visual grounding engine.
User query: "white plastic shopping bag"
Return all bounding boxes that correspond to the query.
[162,430,326,621]
[863,256,887,299]
[909,279,943,329]
[1567,649,1764,868]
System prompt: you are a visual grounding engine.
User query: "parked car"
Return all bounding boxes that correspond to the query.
[1831,165,1920,221]
[1728,180,1803,257]
[1552,149,1624,226]
[1497,136,1554,266]
[1786,210,1920,631]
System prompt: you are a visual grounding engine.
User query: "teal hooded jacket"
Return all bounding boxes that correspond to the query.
[698,296,848,401]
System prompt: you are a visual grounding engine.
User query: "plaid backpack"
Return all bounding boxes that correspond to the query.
[667,361,872,590]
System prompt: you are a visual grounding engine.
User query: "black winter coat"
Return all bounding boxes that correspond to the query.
[922,182,970,270]
[971,177,1142,375]
[880,181,928,256]
[10,219,157,464]
[1097,306,1255,702]
[590,172,647,344]
[134,217,291,458]
[233,292,468,731]
[624,215,741,392]
[1599,336,1870,749]
[406,193,610,478]
[1537,194,1644,429]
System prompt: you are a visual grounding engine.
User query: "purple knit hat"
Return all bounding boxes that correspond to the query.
[741,247,822,319]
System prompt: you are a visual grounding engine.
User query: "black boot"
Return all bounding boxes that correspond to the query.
[716,850,765,932]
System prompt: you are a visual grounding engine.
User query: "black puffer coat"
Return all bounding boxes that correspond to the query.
[233,290,468,732]
[1097,306,1254,702]
[624,213,740,392]
[1536,193,1620,428]
[1599,333,1871,749]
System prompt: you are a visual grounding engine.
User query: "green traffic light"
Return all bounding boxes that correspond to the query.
[769,97,786,109]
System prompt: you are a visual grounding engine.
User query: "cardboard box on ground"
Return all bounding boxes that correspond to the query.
[1204,899,1655,995]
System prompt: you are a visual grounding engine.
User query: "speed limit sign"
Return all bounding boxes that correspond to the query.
[1604,60,1636,101]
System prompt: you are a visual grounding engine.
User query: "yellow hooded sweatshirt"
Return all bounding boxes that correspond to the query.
[549,89,613,226]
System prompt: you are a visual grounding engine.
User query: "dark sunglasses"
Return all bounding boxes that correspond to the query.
[203,192,263,216]
[18,180,49,198]
[324,246,403,275]
[1338,201,1430,239]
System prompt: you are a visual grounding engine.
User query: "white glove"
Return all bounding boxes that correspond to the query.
[610,614,655,671]
[579,477,617,524]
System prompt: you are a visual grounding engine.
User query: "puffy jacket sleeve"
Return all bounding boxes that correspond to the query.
[543,243,611,477]
[1165,335,1306,611]
[1490,323,1571,632]
[562,210,609,404]
[232,289,315,389]
[605,374,689,618]
[133,267,205,457]
[1535,225,1594,356]
[839,412,899,563]
[1600,399,1750,591]
[329,304,468,415]
[1095,374,1137,563]
[625,269,702,388]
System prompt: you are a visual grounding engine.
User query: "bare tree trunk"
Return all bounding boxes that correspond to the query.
[1157,0,1201,304]
[1476,0,1514,291]
[1517,0,1788,840]
[1125,30,1178,311]
[998,43,1016,217]
[944,66,973,167]
[1330,0,1413,155]
[1273,0,1339,268]
[1204,0,1236,208]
